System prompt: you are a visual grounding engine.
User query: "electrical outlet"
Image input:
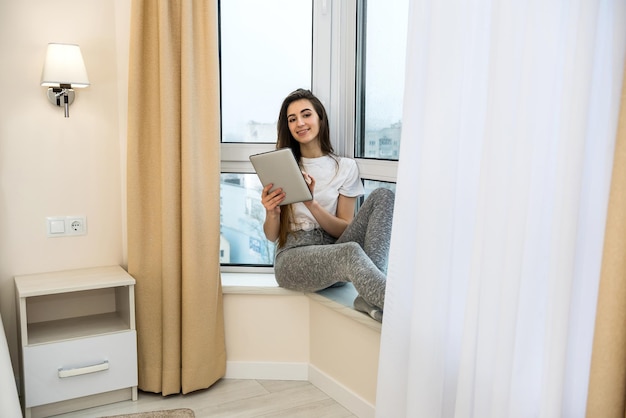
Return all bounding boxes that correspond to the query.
[46,216,87,237]
[66,216,87,236]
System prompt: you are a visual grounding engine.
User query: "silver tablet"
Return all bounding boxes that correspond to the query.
[250,148,313,205]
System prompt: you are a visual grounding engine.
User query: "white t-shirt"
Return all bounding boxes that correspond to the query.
[290,155,365,231]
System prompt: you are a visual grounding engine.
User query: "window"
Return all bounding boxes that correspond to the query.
[220,0,312,143]
[352,0,407,197]
[220,173,274,265]
[355,0,408,162]
[363,179,396,199]
[219,0,313,267]
[219,0,407,269]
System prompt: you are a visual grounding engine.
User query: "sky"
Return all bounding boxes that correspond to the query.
[220,0,408,141]
[220,0,311,141]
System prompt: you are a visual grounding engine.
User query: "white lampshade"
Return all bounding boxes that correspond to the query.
[40,43,90,88]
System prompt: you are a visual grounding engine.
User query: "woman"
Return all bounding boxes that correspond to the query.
[262,88,395,321]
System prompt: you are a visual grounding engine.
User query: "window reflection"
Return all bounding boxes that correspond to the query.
[220,174,274,266]
[363,179,396,201]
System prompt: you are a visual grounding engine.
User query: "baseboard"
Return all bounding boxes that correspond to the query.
[308,364,375,418]
[224,361,309,380]
[223,361,374,417]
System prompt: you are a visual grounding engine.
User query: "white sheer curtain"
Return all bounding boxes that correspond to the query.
[376,1,626,417]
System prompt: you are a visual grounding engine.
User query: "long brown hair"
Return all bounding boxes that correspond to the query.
[276,89,335,248]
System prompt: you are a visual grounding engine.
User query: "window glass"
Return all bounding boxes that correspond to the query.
[356,0,409,160]
[220,0,313,143]
[220,174,275,266]
[219,175,395,266]
[363,179,396,199]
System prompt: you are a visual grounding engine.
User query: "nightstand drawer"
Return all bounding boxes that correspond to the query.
[23,331,137,407]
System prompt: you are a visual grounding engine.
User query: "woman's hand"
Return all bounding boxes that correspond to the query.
[302,172,315,207]
[262,183,285,216]
[262,183,284,242]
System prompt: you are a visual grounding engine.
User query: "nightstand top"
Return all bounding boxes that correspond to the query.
[15,265,135,297]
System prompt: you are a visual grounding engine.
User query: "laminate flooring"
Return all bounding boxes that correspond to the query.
[53,379,357,418]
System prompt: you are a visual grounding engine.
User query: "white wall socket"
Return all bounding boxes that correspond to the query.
[46,216,87,237]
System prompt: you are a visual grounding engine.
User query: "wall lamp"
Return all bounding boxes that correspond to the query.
[41,43,90,118]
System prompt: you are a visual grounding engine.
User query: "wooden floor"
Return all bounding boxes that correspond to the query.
[54,379,357,418]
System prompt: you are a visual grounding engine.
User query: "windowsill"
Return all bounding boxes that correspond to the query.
[221,272,298,295]
[221,272,382,332]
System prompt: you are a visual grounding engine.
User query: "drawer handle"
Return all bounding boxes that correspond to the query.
[58,360,109,378]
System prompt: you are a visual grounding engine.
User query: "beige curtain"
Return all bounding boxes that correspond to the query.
[586,67,626,417]
[127,0,226,395]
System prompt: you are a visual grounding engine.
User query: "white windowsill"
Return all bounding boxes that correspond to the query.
[221,272,297,295]
[221,272,382,332]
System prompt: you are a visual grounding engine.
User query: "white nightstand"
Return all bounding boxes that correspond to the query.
[15,265,138,418]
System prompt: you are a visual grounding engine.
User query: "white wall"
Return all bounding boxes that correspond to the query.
[0,1,131,378]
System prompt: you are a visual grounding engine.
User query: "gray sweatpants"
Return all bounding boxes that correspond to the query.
[274,187,395,309]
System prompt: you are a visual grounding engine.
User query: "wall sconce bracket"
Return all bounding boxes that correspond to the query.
[46,87,75,107]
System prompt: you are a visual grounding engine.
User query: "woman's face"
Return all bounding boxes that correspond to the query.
[287,99,320,147]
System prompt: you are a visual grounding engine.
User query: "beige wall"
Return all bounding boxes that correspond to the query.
[224,292,380,410]
[224,294,310,363]
[0,1,131,377]
[310,301,380,405]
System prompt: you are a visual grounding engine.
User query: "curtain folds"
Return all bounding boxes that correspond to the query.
[586,66,626,418]
[127,0,226,395]
[376,0,626,417]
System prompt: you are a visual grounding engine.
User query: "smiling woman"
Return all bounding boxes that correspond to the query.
[260,89,396,321]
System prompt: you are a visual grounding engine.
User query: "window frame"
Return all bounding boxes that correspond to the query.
[219,0,398,272]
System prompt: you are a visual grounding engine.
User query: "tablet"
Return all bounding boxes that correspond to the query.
[249,148,313,205]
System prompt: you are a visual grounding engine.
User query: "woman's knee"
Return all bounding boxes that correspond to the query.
[369,187,395,205]
[273,262,309,291]
[363,188,395,217]
[336,241,366,262]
